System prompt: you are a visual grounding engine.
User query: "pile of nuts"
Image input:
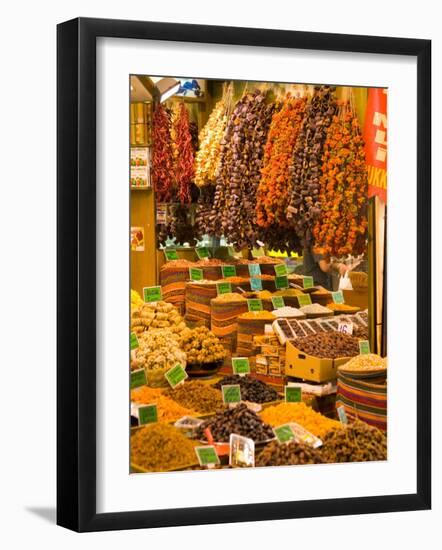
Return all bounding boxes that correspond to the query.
[213,375,279,403]
[295,332,360,358]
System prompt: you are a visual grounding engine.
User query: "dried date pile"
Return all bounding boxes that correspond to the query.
[295,331,360,358]
[257,440,323,466]
[213,375,279,403]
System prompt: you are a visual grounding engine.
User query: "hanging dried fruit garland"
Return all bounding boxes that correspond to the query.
[287,85,338,247]
[173,102,195,204]
[152,104,175,203]
[312,101,368,256]
[210,90,276,249]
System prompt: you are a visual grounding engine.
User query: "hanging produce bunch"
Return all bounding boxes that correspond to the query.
[173,102,195,204]
[194,185,216,241]
[152,103,175,202]
[312,100,368,256]
[210,90,276,249]
[256,94,307,252]
[194,95,229,187]
[287,85,338,247]
[157,203,197,247]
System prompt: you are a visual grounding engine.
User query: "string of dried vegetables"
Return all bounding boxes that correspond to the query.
[174,102,195,204]
[286,85,338,247]
[152,103,175,202]
[312,101,368,256]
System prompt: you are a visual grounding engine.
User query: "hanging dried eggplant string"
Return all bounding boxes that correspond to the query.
[174,101,195,204]
[152,103,175,202]
[312,91,369,257]
[286,85,338,248]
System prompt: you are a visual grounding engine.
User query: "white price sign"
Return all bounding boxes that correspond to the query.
[338,321,353,335]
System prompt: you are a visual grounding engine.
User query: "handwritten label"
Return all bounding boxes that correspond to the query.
[297,294,312,307]
[271,296,285,309]
[338,321,353,335]
[164,248,178,261]
[189,267,203,281]
[195,247,210,260]
[247,299,263,312]
[359,340,370,354]
[332,290,345,304]
[275,275,289,289]
[165,363,188,388]
[221,265,236,278]
[248,264,261,277]
[195,446,220,466]
[130,369,147,389]
[274,264,288,277]
[232,357,250,376]
[143,286,162,303]
[285,386,302,403]
[130,332,139,351]
[216,282,232,295]
[273,424,296,444]
[303,276,314,289]
[222,384,241,404]
[250,277,263,291]
[138,404,158,425]
[337,405,348,424]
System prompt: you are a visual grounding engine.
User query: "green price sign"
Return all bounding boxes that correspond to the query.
[332,290,345,304]
[195,446,220,466]
[222,265,237,278]
[217,282,232,295]
[130,369,147,389]
[337,405,348,424]
[248,263,261,277]
[130,332,139,351]
[232,357,250,376]
[273,424,296,444]
[196,247,210,259]
[250,277,263,291]
[138,404,158,425]
[143,286,162,303]
[222,384,241,404]
[165,363,188,388]
[271,296,285,309]
[303,276,314,289]
[164,248,179,261]
[247,299,263,312]
[274,264,288,277]
[297,294,312,307]
[359,340,370,354]
[285,386,302,403]
[189,267,203,281]
[275,275,289,289]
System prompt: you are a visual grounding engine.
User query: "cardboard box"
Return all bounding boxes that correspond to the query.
[285,340,337,383]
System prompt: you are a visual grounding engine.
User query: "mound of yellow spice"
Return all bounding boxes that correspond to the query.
[260,402,340,438]
[131,423,198,472]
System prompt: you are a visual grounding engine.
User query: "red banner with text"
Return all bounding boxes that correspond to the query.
[363,88,387,203]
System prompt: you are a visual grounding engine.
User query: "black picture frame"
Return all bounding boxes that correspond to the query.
[57,17,431,532]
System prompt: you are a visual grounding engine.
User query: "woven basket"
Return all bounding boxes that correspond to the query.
[236,316,274,356]
[185,281,218,327]
[160,265,189,315]
[210,298,248,352]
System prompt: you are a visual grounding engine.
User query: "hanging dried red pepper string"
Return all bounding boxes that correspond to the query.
[174,102,195,204]
[152,103,175,202]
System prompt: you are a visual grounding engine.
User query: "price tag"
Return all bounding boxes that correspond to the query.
[248,263,261,277]
[165,363,188,388]
[274,264,288,277]
[195,446,220,466]
[138,404,158,425]
[156,203,168,224]
[303,276,314,289]
[130,332,139,351]
[250,277,263,291]
[271,296,285,309]
[143,286,162,303]
[232,357,250,376]
[275,275,289,289]
[221,265,237,278]
[273,424,296,444]
[247,299,263,312]
[222,384,241,404]
[332,290,345,304]
[229,434,255,468]
[337,405,348,424]
[285,386,302,403]
[359,340,370,354]
[130,368,147,389]
[196,247,210,260]
[164,248,179,261]
[297,294,312,307]
[189,267,203,281]
[338,321,353,335]
[216,282,232,295]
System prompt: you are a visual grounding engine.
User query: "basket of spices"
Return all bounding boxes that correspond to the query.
[184,281,219,327]
[210,292,248,352]
[236,310,276,356]
[159,260,193,315]
[255,256,285,276]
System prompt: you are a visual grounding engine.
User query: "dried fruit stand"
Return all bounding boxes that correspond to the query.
[129,76,387,473]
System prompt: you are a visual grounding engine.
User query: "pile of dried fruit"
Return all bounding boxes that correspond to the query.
[213,375,279,403]
[197,403,274,442]
[173,102,195,204]
[257,440,323,466]
[131,423,198,471]
[295,331,360,358]
[165,380,224,414]
[321,420,387,462]
[152,104,175,202]
[179,326,226,364]
[131,386,198,422]
[313,101,368,256]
